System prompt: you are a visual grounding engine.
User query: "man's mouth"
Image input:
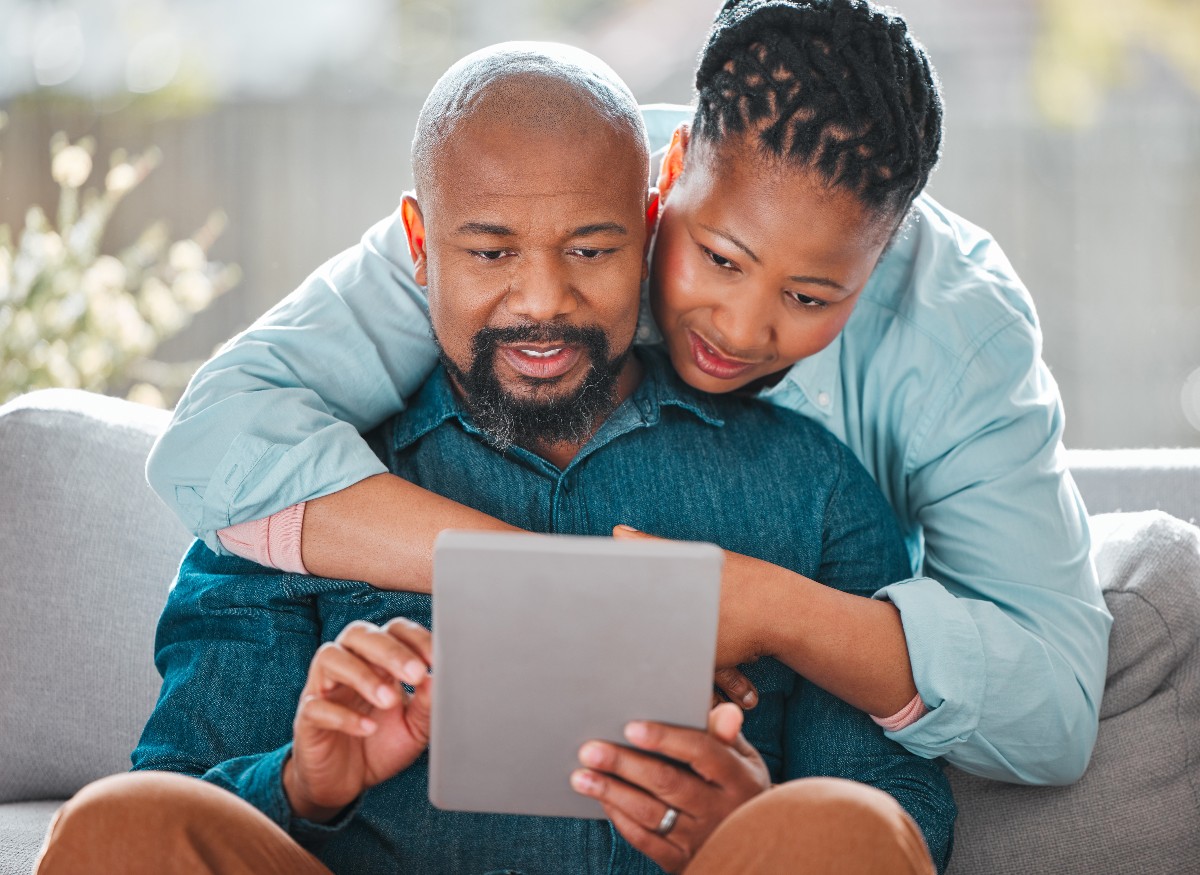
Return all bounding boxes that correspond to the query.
[687,330,758,381]
[499,344,583,380]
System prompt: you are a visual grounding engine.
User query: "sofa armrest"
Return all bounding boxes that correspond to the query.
[0,390,193,803]
[1067,448,1200,525]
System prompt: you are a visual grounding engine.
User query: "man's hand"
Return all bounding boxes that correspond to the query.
[570,703,771,874]
[283,618,433,822]
[614,525,783,709]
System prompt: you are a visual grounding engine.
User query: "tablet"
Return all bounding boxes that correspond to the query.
[428,530,723,820]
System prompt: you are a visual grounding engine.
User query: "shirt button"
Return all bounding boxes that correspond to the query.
[636,326,653,342]
[817,391,831,408]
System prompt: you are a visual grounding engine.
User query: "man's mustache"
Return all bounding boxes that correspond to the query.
[471,323,609,352]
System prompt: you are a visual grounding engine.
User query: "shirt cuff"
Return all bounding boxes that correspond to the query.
[217,503,309,574]
[871,576,986,758]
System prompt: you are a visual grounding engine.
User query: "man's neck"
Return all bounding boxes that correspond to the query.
[526,356,643,469]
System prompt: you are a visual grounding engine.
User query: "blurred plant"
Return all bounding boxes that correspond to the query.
[0,122,240,407]
[1033,0,1200,126]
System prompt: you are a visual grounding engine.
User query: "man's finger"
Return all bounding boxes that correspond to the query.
[600,799,689,874]
[713,667,758,710]
[579,740,706,805]
[611,524,659,540]
[337,622,429,687]
[621,718,746,787]
[308,642,400,710]
[570,767,692,840]
[297,694,377,737]
[383,617,434,666]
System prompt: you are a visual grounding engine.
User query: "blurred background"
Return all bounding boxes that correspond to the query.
[0,0,1198,447]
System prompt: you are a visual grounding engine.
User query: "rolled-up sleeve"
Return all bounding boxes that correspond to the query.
[875,316,1112,785]
[145,210,439,554]
[131,542,359,852]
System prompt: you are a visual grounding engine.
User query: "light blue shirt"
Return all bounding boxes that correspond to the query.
[147,105,1111,786]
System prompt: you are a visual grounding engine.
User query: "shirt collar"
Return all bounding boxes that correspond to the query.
[389,345,724,454]
[759,331,842,417]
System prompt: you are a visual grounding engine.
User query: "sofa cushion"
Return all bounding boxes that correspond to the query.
[0,801,61,875]
[0,390,192,804]
[946,511,1200,874]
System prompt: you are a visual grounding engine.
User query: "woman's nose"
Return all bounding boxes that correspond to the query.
[710,291,772,356]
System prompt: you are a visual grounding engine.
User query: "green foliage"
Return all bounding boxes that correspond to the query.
[1033,0,1200,126]
[0,123,239,407]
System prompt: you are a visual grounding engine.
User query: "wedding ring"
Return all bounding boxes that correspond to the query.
[655,806,679,837]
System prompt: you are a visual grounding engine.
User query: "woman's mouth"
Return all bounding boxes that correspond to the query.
[499,344,583,380]
[687,331,757,381]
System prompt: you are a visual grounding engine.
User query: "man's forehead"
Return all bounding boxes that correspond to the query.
[423,123,647,233]
[411,44,648,206]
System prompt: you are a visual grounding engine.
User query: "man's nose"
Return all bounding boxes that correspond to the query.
[504,253,578,322]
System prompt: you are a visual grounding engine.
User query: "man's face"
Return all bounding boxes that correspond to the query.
[404,108,651,449]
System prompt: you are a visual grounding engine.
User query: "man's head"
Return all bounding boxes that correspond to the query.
[401,42,653,452]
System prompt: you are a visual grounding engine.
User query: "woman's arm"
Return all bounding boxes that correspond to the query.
[614,524,918,720]
[299,473,518,590]
[878,315,1112,785]
[145,210,439,556]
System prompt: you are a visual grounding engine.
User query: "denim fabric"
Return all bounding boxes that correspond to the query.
[134,348,955,874]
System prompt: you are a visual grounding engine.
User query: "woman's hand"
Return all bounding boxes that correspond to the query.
[615,525,810,709]
[283,618,434,822]
[570,703,771,874]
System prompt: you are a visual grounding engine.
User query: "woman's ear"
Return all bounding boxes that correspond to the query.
[655,122,690,204]
[400,193,428,286]
[643,187,660,281]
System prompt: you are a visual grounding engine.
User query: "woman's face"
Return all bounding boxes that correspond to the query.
[650,127,895,394]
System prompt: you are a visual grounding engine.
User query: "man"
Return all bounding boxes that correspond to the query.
[36,44,953,874]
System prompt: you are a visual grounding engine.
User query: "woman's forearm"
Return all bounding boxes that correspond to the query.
[754,567,917,718]
[300,473,521,591]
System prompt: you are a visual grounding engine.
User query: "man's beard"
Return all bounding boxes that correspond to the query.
[438,323,630,453]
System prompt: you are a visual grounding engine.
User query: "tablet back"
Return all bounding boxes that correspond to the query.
[429,531,722,819]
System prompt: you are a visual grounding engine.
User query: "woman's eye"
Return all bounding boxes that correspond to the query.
[789,292,829,309]
[703,246,734,269]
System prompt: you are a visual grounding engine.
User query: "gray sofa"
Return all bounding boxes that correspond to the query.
[2,388,1198,874]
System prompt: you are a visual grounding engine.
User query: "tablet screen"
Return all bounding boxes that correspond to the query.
[429,531,722,819]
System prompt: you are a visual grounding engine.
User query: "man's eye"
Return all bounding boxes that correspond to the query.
[570,248,610,259]
[702,246,734,269]
[472,250,509,261]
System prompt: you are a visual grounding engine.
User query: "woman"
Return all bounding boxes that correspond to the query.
[147,0,1111,786]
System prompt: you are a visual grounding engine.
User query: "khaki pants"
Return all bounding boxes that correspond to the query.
[35,772,935,874]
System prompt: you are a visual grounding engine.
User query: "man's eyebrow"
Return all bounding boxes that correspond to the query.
[700,222,849,294]
[452,222,628,238]
[568,222,628,238]
[454,222,515,236]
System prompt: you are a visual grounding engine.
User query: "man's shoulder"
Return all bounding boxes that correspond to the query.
[707,387,850,462]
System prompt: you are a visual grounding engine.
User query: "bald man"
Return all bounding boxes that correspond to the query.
[34,44,952,875]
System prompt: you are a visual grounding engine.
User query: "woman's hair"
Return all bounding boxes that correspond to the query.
[693,0,943,220]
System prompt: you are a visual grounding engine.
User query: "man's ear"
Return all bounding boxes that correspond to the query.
[400,193,428,286]
[654,122,690,204]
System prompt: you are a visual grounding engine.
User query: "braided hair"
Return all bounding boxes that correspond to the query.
[693,0,943,220]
